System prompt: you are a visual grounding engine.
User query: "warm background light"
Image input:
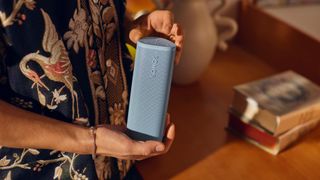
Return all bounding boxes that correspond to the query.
[126,0,156,14]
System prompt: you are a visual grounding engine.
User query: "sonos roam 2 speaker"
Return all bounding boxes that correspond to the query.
[127,37,176,141]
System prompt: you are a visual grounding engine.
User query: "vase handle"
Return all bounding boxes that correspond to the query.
[211,0,226,15]
[210,0,238,50]
[214,15,238,51]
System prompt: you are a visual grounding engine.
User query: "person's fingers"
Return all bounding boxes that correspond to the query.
[147,121,175,157]
[150,10,174,35]
[137,114,172,158]
[118,123,175,159]
[129,10,173,43]
[131,140,165,157]
[163,123,175,153]
[147,115,174,156]
[169,23,184,64]
[129,27,152,44]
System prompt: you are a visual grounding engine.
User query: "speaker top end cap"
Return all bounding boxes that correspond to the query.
[138,37,176,51]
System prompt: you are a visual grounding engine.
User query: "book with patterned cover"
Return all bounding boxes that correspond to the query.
[231,71,320,136]
[228,111,320,155]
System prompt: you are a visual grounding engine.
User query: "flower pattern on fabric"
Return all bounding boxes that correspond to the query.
[10,97,33,109]
[52,89,67,105]
[0,149,92,180]
[109,103,125,126]
[0,0,36,27]
[24,0,36,10]
[47,88,67,110]
[101,6,116,43]
[0,0,134,179]
[64,8,89,53]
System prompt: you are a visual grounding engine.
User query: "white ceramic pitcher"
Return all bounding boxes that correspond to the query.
[171,0,238,85]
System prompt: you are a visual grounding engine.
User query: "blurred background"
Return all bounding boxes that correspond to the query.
[126,0,320,179]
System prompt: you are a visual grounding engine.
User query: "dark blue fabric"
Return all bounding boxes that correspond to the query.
[0,0,136,179]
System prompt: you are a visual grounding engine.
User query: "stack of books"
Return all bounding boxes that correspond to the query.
[228,71,320,155]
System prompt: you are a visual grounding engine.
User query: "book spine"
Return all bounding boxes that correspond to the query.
[231,90,259,122]
[228,113,277,148]
[228,112,320,155]
[231,90,277,134]
[276,102,320,136]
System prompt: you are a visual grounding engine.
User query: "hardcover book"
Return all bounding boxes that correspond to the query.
[231,71,320,136]
[228,111,320,155]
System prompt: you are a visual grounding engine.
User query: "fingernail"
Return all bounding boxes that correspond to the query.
[156,145,165,152]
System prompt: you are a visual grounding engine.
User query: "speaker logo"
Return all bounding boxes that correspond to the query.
[150,56,159,78]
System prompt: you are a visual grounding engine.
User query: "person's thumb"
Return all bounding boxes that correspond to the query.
[132,140,165,156]
[129,27,152,44]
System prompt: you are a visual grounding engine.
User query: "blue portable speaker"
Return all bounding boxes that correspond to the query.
[127,37,176,141]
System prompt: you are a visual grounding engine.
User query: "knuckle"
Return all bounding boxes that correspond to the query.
[142,148,152,156]
[164,10,173,18]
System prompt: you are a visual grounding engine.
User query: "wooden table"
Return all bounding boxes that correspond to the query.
[136,45,320,179]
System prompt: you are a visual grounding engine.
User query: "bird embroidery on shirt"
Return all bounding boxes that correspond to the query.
[19,9,81,121]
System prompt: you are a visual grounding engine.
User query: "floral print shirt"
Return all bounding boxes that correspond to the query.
[0,0,135,179]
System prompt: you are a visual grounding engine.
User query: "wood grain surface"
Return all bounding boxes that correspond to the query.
[136,45,320,180]
[237,1,320,84]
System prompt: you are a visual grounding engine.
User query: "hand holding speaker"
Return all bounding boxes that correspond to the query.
[129,10,184,64]
[95,114,174,160]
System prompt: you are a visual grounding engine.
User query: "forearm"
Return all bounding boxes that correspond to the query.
[0,100,93,154]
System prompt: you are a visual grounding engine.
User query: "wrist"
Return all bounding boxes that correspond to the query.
[94,125,118,156]
[89,126,97,157]
[72,126,95,155]
[94,126,106,155]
